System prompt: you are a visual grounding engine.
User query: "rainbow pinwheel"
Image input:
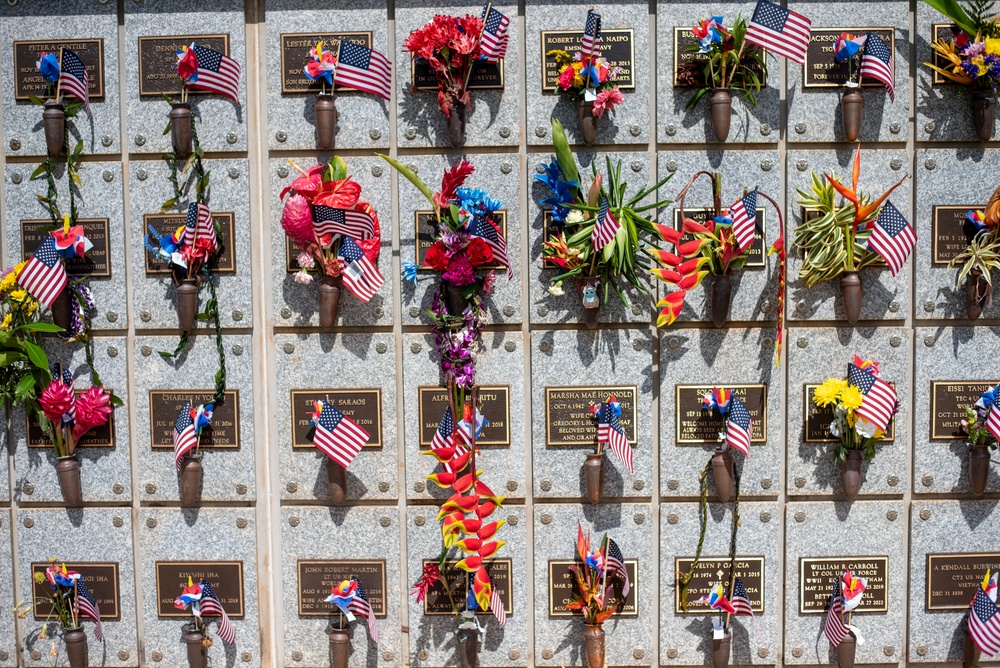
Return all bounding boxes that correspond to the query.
[841,570,867,612]
[176,43,199,83]
[304,41,337,87]
[174,577,203,609]
[699,582,736,614]
[834,33,867,62]
[45,563,81,588]
[692,16,726,52]
[325,579,359,620]
[702,387,733,414]
[51,215,93,260]
[192,404,213,435]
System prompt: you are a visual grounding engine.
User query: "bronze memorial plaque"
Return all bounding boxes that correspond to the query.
[799,557,889,614]
[927,553,1000,610]
[675,384,767,445]
[802,28,894,88]
[138,34,230,96]
[297,560,387,618]
[549,559,637,617]
[541,29,635,91]
[27,389,115,448]
[155,561,244,618]
[415,211,508,271]
[804,384,895,443]
[149,390,240,449]
[423,558,512,617]
[418,385,510,447]
[672,27,767,88]
[31,562,120,620]
[933,206,980,265]
[931,381,999,440]
[932,24,960,84]
[545,386,638,446]
[413,59,502,90]
[290,389,382,449]
[20,219,111,278]
[674,556,765,614]
[279,32,373,94]
[14,39,105,101]
[540,210,561,269]
[672,208,766,268]
[144,212,236,275]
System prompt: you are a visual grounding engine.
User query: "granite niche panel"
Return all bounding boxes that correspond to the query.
[16,508,138,668]
[124,0,247,154]
[4,161,127,331]
[128,158,252,330]
[656,0,780,144]
[263,0,390,151]
[787,326,910,497]
[399,153,521,326]
[525,0,649,146]
[786,148,911,321]
[394,0,519,149]
[531,329,653,500]
[660,501,780,665]
[281,506,401,668]
[533,503,652,667]
[785,0,910,143]
[269,155,393,327]
[0,510,15,667]
[407,505,526,667]
[0,412,8,502]
[275,332,398,502]
[138,508,261,667]
[528,151,649,325]
[0,0,121,157]
[134,334,254,503]
[12,337,130,504]
[655,150,781,324]
[783,501,905,665]
[403,331,525,501]
[660,328,782,498]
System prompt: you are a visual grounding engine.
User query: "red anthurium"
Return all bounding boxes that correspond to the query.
[477,541,505,559]
[313,177,362,208]
[477,519,506,540]
[279,164,325,200]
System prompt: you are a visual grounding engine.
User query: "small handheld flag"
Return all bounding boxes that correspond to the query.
[592,195,621,252]
[731,578,753,617]
[969,588,1000,656]
[76,580,104,642]
[581,10,602,60]
[312,205,376,241]
[605,538,631,597]
[726,395,753,458]
[746,0,812,64]
[593,396,633,474]
[172,402,198,471]
[860,33,894,101]
[480,4,511,64]
[824,578,851,647]
[338,237,385,302]
[730,190,758,253]
[310,400,370,469]
[177,44,241,102]
[59,49,90,114]
[198,580,236,644]
[847,363,898,432]
[18,236,68,308]
[864,200,914,276]
[335,41,392,101]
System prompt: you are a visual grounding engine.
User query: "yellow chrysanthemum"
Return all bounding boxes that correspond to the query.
[873,429,885,439]
[813,377,849,407]
[986,37,1000,56]
[0,314,12,331]
[840,385,864,412]
[0,269,17,293]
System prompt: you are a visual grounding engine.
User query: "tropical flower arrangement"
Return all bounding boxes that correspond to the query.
[548,49,623,116]
[39,370,112,460]
[948,190,1000,319]
[962,383,1000,495]
[535,118,673,327]
[304,41,338,92]
[325,577,379,658]
[279,156,384,327]
[173,576,237,657]
[677,15,767,141]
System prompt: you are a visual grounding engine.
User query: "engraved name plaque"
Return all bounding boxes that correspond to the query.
[541,29,635,91]
[927,553,1000,610]
[672,27,766,88]
[155,561,244,617]
[674,556,765,614]
[799,557,888,614]
[415,211,508,271]
[144,213,236,275]
[672,208,766,268]
[418,385,510,447]
[14,39,105,101]
[138,35,229,96]
[802,28,894,87]
[279,32,373,93]
[675,384,767,445]
[413,60,502,90]
[549,559,637,617]
[423,559,511,617]
[297,560,386,617]
[28,389,115,448]
[804,384,895,443]
[149,390,239,448]
[545,386,638,446]
[930,381,999,440]
[21,220,111,277]
[290,389,382,448]
[932,206,980,266]
[32,562,120,620]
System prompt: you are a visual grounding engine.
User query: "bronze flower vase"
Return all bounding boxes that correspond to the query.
[329,626,350,668]
[969,443,991,497]
[42,99,65,158]
[583,624,605,668]
[447,103,467,148]
[836,633,857,668]
[315,94,336,150]
[184,626,208,668]
[176,278,199,331]
[840,271,862,324]
[710,88,732,142]
[971,90,995,141]
[179,452,203,507]
[584,452,605,504]
[712,448,735,502]
[443,281,472,317]
[581,279,601,329]
[64,626,88,668]
[841,449,864,502]
[964,626,982,668]
[710,273,733,328]
[578,100,598,144]
[457,627,479,668]
[319,276,343,329]
[170,102,194,159]
[50,287,73,333]
[841,85,863,142]
[712,631,732,668]
[55,454,83,508]
[967,268,990,320]
[327,459,347,506]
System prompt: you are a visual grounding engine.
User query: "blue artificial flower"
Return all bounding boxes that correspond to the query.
[533,161,564,191]
[977,384,1000,412]
[713,215,733,227]
[581,63,601,87]
[36,53,60,84]
[402,261,418,284]
[482,196,503,214]
[455,188,488,208]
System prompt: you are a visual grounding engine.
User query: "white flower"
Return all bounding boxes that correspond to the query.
[293,270,313,285]
[566,209,585,224]
[828,420,841,438]
[855,418,876,439]
[548,282,565,297]
[296,252,316,269]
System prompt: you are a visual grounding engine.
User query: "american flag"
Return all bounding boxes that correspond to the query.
[860,33,894,102]
[432,406,472,473]
[338,237,384,302]
[468,213,512,279]
[489,586,507,627]
[746,0,812,65]
[865,201,914,276]
[187,45,241,103]
[730,190,758,253]
[987,393,1000,443]
[18,236,68,308]
[173,402,198,471]
[349,577,380,644]
[313,205,376,241]
[581,10,602,61]
[335,41,392,101]
[59,49,90,113]
[592,195,621,252]
[726,395,752,458]
[731,578,753,617]
[597,399,633,474]
[480,5,510,64]
[182,202,216,249]
[824,578,851,647]
[76,580,103,642]
[605,538,631,597]
[970,588,1000,656]
[313,400,370,469]
[847,363,898,432]
[198,580,236,645]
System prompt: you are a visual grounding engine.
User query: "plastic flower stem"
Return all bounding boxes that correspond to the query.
[723,460,742,632]
[54,47,64,104]
[679,455,713,609]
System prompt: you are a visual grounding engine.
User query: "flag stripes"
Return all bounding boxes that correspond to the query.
[592,195,621,252]
[824,579,851,647]
[188,45,241,102]
[865,200,914,276]
[198,580,236,644]
[480,5,511,63]
[730,190,758,253]
[860,32,895,101]
[746,0,812,64]
[59,49,90,112]
[338,237,385,302]
[731,578,754,617]
[173,402,198,471]
[76,580,104,642]
[847,364,897,431]
[349,577,380,643]
[726,395,753,458]
[313,400,370,469]
[313,205,376,240]
[489,586,507,627]
[335,41,392,101]
[18,236,68,308]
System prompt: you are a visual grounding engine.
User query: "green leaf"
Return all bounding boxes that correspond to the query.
[377,154,436,209]
[28,94,46,106]
[163,120,172,135]
[330,156,348,182]
[0,351,26,366]
[160,197,178,212]
[14,374,36,400]
[29,163,48,181]
[22,340,48,370]
[71,141,84,161]
[920,0,977,34]
[19,322,65,333]
[110,394,124,407]
[550,118,581,192]
[182,154,197,174]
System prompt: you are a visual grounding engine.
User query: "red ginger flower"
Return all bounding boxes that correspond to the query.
[40,379,74,424]
[73,386,112,442]
[282,194,315,248]
[434,160,475,210]
[410,563,441,603]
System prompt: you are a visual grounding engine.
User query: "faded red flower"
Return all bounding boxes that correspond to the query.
[40,380,74,424]
[73,386,112,442]
[423,241,450,271]
[410,563,441,603]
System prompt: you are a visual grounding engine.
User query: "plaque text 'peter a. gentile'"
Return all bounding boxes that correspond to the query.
[799,557,888,614]
[149,390,239,448]
[545,386,638,446]
[155,561,244,617]
[297,561,386,618]
[290,389,382,448]
[14,39,105,101]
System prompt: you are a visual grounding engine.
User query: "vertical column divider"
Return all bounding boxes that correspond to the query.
[776,22,789,664]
